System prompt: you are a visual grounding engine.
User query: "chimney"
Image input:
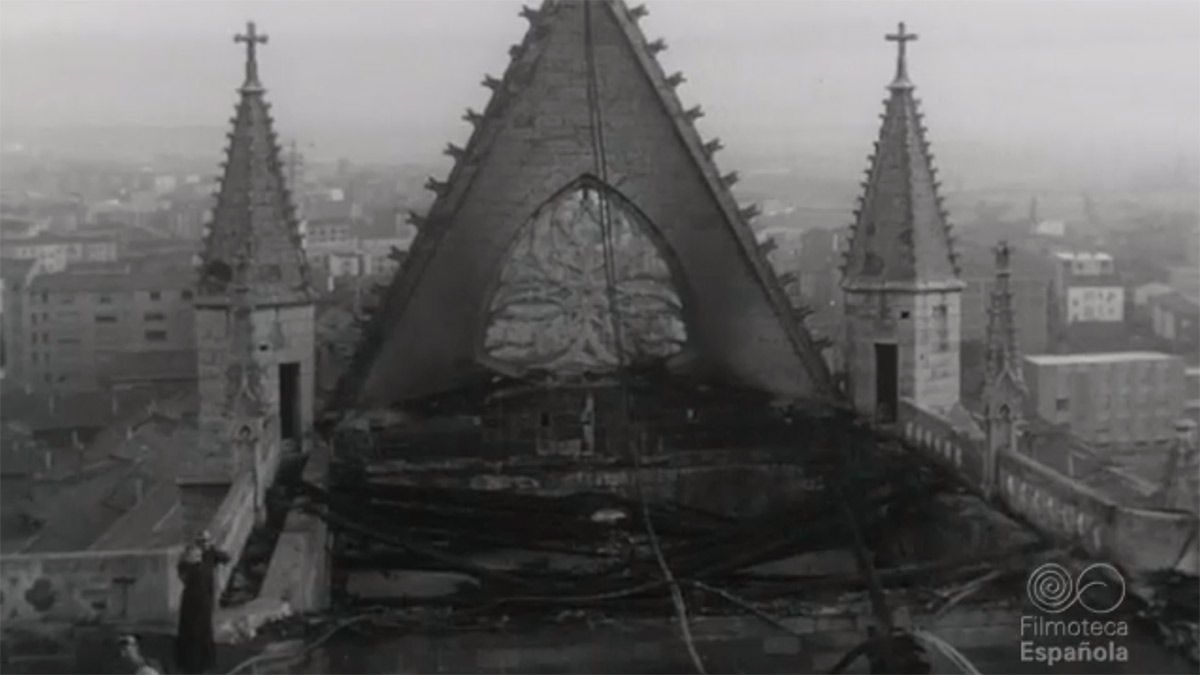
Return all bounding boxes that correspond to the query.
[43,450,52,471]
[134,476,144,504]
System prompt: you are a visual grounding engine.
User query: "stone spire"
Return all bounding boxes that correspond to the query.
[842,22,961,290]
[985,241,1025,388]
[198,21,311,307]
[981,241,1027,491]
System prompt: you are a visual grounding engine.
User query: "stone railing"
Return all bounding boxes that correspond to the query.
[897,399,1199,576]
[898,400,987,487]
[0,547,183,627]
[0,472,260,629]
[996,449,1115,557]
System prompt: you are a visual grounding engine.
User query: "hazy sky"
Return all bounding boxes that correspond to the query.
[2,0,1198,172]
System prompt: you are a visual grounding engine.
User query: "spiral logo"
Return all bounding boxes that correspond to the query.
[1027,563,1075,613]
[1075,563,1126,614]
[1026,562,1126,614]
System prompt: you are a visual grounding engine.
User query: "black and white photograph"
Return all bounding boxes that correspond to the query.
[0,1,1197,673]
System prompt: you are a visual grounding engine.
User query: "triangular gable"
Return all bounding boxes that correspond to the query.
[348,0,834,405]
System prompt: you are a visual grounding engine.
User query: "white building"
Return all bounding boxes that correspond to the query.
[1052,251,1124,324]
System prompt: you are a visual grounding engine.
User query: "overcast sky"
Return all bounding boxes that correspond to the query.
[2,0,1198,172]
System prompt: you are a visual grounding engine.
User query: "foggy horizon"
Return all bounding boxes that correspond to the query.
[2,0,1199,190]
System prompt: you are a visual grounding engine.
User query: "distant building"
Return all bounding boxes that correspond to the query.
[798,227,846,314]
[1148,291,1200,358]
[1133,281,1173,309]
[1,258,39,386]
[1050,251,1126,350]
[1185,367,1200,426]
[1033,220,1066,238]
[0,238,69,273]
[20,268,195,391]
[1023,352,1185,446]
[304,217,354,246]
[1166,264,1200,303]
[1,232,119,271]
[305,235,409,287]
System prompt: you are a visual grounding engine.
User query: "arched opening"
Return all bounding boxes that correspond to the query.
[481,177,687,379]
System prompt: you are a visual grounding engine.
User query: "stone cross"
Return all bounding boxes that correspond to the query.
[886,22,918,85]
[235,21,268,89]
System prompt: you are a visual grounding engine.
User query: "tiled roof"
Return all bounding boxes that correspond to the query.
[22,416,192,553]
[106,349,198,384]
[28,269,193,293]
[1025,351,1179,366]
[1150,290,1200,318]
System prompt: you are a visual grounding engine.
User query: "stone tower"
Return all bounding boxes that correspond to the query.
[841,23,964,423]
[181,22,315,533]
[981,241,1027,492]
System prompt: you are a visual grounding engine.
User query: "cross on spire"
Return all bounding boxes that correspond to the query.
[885,22,918,88]
[234,21,268,90]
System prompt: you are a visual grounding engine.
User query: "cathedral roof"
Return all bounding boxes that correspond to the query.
[344,0,834,406]
[197,22,312,307]
[842,23,962,291]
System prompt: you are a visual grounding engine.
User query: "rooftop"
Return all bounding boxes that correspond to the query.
[29,269,193,293]
[1053,251,1114,262]
[1024,351,1180,366]
[1149,290,1200,317]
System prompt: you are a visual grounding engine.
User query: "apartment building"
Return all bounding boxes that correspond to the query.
[21,268,195,391]
[1023,352,1185,446]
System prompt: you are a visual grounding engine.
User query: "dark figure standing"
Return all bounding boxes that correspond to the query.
[175,531,230,674]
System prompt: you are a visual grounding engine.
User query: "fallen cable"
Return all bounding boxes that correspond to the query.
[913,629,981,674]
[224,611,385,675]
[685,579,804,639]
[635,444,707,675]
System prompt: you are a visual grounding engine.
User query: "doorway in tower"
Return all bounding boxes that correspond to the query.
[278,362,301,446]
[874,343,898,423]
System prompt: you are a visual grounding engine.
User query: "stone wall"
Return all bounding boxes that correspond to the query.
[844,288,962,420]
[368,451,827,520]
[192,303,315,485]
[1109,507,1199,574]
[899,399,986,486]
[207,475,259,594]
[0,473,262,629]
[996,448,1114,557]
[898,399,1199,575]
[258,441,330,613]
[0,547,182,627]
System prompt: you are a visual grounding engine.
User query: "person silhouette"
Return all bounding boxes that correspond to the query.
[175,531,230,674]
